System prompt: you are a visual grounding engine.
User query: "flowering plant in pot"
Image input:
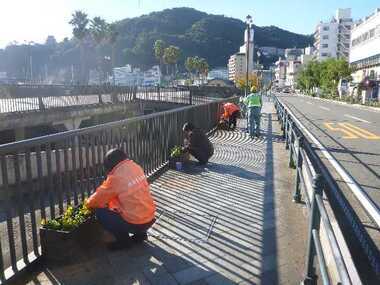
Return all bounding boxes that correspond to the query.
[40,203,102,264]
[169,146,189,169]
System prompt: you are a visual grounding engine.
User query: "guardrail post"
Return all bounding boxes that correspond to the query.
[285,114,289,148]
[288,122,294,163]
[293,136,303,203]
[303,174,323,285]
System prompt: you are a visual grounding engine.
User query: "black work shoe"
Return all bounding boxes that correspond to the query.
[131,233,148,243]
[107,239,132,251]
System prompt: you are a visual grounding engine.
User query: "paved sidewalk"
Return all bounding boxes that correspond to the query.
[14,101,308,285]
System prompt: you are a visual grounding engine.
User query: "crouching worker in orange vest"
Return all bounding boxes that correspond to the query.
[86,148,156,251]
[222,102,240,130]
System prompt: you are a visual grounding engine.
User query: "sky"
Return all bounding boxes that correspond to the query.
[0,0,379,48]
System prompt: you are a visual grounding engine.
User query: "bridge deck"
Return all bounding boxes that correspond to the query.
[15,102,308,285]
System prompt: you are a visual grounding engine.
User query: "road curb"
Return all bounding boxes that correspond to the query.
[295,93,380,113]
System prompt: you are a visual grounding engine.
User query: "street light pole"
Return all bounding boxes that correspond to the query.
[245,15,253,96]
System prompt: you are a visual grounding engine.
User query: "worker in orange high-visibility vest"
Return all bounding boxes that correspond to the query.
[86,148,156,251]
[221,102,240,130]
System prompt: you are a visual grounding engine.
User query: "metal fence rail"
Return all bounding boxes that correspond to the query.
[0,97,230,283]
[0,85,213,114]
[273,95,378,284]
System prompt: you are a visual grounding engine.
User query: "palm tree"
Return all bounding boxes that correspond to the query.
[163,45,181,77]
[107,23,119,85]
[153,40,165,74]
[185,57,195,81]
[90,16,108,83]
[198,58,209,84]
[90,17,108,44]
[69,10,89,84]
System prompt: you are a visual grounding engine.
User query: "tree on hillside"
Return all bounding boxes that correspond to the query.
[154,40,166,74]
[69,10,89,83]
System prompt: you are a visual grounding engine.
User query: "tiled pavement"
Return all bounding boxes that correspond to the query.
[14,101,308,285]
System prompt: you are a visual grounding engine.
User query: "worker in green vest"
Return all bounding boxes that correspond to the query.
[244,86,262,138]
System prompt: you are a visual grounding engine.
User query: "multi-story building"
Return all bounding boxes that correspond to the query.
[286,60,302,87]
[350,8,380,83]
[228,53,246,82]
[274,58,287,87]
[314,8,353,61]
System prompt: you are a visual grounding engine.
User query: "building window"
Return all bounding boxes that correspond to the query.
[323,26,329,31]
[322,35,329,40]
[322,44,328,48]
[321,53,328,57]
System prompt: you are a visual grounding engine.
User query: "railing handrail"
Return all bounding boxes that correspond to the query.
[0,97,233,154]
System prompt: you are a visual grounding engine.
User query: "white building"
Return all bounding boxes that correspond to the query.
[114,65,143,86]
[350,8,380,83]
[286,60,302,87]
[208,67,229,80]
[143,65,161,86]
[314,8,353,61]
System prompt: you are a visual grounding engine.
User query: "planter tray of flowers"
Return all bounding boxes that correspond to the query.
[40,203,102,264]
[169,146,189,170]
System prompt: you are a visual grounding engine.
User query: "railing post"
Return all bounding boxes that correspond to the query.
[157,85,161,101]
[189,87,193,105]
[303,174,323,285]
[38,95,45,111]
[133,86,137,101]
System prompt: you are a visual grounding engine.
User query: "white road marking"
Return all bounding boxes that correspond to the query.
[280,101,380,228]
[319,106,330,111]
[306,102,312,105]
[344,114,371,123]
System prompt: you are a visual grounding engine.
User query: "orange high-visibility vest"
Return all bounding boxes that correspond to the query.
[223,103,240,119]
[87,160,156,224]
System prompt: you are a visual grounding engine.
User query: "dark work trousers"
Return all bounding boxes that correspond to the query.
[95,208,155,241]
[229,110,240,130]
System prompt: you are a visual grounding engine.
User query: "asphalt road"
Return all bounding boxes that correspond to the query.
[277,93,380,246]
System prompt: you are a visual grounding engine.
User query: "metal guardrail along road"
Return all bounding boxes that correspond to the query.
[274,94,379,284]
